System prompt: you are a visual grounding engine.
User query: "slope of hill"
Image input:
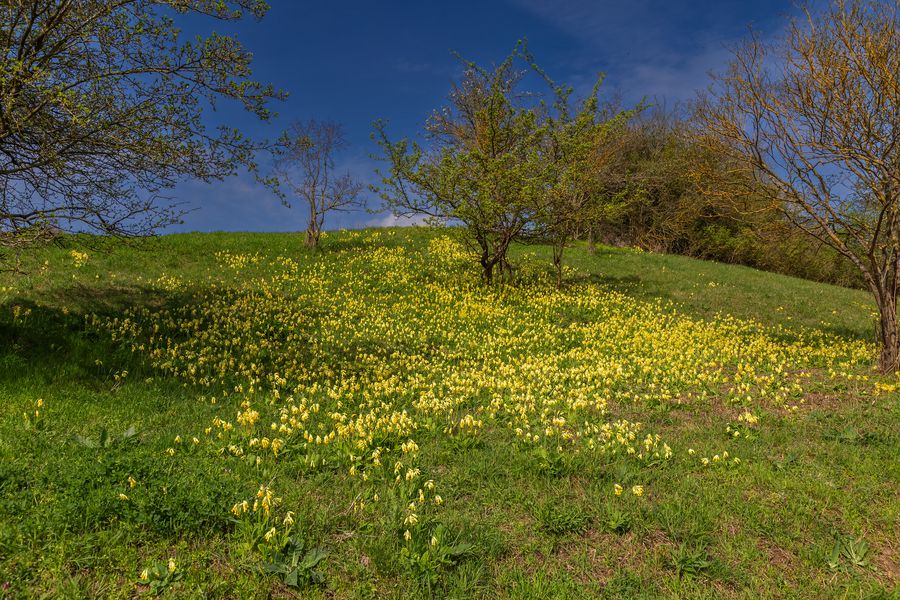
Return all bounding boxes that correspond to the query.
[0,228,896,598]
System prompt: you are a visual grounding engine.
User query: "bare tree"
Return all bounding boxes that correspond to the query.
[274,120,362,248]
[696,0,900,372]
[0,1,282,262]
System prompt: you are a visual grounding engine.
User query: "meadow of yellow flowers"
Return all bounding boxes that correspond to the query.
[1,229,896,598]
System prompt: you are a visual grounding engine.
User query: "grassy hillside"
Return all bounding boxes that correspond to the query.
[0,228,897,599]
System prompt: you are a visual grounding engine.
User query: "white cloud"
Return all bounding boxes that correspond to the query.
[370,212,430,228]
[614,41,736,104]
[508,0,793,105]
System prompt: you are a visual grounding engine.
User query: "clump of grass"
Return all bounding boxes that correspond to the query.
[534,502,591,536]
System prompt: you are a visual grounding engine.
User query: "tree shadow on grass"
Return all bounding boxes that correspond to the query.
[0,280,430,394]
[582,271,643,291]
[0,284,182,389]
[559,270,658,302]
[818,323,876,343]
[48,281,172,314]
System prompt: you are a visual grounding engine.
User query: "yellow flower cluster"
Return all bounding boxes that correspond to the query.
[155,274,184,291]
[693,450,741,468]
[215,250,262,270]
[11,305,32,322]
[70,249,89,267]
[89,233,874,535]
[737,410,758,425]
[874,381,897,395]
[231,484,281,519]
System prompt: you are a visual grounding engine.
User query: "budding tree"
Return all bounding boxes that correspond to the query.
[0,0,282,259]
[696,0,900,371]
[374,46,548,284]
[528,70,635,286]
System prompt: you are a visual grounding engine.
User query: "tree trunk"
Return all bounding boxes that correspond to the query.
[586,228,596,255]
[306,200,320,248]
[500,256,514,282]
[305,222,320,248]
[553,242,564,288]
[877,292,899,373]
[481,257,494,284]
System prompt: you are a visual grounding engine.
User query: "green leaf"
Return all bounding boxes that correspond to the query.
[75,434,96,448]
[827,541,842,571]
[300,548,327,569]
[260,561,287,575]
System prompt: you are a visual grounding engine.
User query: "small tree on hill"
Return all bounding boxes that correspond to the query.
[374,45,549,284]
[696,0,900,372]
[274,120,362,248]
[529,70,636,286]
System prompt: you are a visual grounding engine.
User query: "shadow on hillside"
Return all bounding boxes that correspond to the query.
[46,282,172,314]
[0,281,430,393]
[0,284,187,388]
[583,271,643,290]
[819,323,876,343]
[561,271,656,299]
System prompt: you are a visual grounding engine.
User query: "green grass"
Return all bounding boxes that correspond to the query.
[0,227,897,599]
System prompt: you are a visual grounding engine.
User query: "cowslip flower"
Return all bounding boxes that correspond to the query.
[613,484,623,496]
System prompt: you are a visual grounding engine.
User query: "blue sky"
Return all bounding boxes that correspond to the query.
[170,0,801,233]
